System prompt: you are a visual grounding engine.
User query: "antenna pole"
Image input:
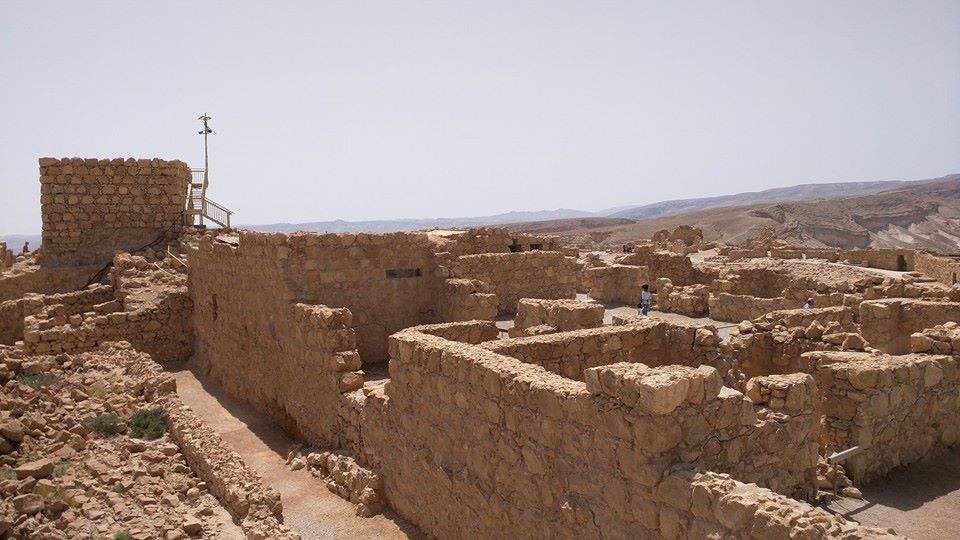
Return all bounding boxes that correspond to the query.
[198,113,212,197]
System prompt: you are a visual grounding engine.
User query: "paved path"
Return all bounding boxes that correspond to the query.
[827,447,960,539]
[495,295,737,341]
[170,365,419,540]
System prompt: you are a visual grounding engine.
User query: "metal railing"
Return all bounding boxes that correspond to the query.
[184,168,232,228]
[203,198,233,228]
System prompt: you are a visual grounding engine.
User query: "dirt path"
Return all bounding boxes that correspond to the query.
[827,448,960,539]
[169,366,419,540]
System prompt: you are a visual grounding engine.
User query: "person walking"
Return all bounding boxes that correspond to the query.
[639,284,652,316]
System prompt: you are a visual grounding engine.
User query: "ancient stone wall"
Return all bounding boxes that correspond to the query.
[582,264,649,305]
[18,284,191,361]
[726,307,863,379]
[915,251,960,286]
[434,279,498,322]
[806,351,960,482]
[911,323,960,354]
[0,242,11,270]
[656,279,709,317]
[0,284,114,345]
[367,327,819,538]
[661,467,899,539]
[485,319,724,380]
[0,261,100,303]
[843,249,914,271]
[708,293,792,323]
[430,227,561,256]
[452,252,578,315]
[860,299,960,354]
[39,157,190,267]
[413,320,500,344]
[617,247,714,287]
[510,298,603,337]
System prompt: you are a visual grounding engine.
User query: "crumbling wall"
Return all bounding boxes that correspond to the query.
[369,327,819,538]
[452,251,578,315]
[806,351,960,482]
[39,157,190,267]
[860,299,960,354]
[510,298,603,337]
[582,264,649,305]
[843,249,914,271]
[485,319,724,380]
[617,246,716,287]
[431,227,562,256]
[911,323,960,354]
[0,242,11,270]
[434,279,498,322]
[915,251,960,286]
[18,282,191,361]
[726,307,862,379]
[654,467,898,539]
[0,285,114,345]
[656,278,709,317]
[708,293,792,323]
[0,261,101,303]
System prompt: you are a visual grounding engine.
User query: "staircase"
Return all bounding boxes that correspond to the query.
[185,169,233,228]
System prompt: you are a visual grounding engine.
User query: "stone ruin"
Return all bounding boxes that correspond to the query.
[3,155,960,538]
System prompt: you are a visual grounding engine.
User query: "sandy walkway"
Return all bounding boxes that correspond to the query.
[169,366,419,540]
[827,448,960,539]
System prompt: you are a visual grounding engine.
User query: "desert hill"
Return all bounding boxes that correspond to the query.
[506,174,960,251]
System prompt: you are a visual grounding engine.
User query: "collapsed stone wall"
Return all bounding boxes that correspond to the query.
[860,299,960,354]
[452,252,578,315]
[806,351,960,482]
[39,157,190,267]
[915,251,960,286]
[77,341,297,538]
[582,264,649,305]
[0,284,114,345]
[366,327,819,538]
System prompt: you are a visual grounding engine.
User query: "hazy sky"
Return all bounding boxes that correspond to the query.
[2,1,959,234]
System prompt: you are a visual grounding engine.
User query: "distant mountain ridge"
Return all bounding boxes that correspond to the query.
[245,178,930,234]
[608,180,921,220]
[244,208,597,234]
[504,174,960,252]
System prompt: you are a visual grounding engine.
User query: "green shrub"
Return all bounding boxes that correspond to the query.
[111,484,125,494]
[114,531,133,540]
[83,413,122,437]
[17,373,58,389]
[128,407,166,440]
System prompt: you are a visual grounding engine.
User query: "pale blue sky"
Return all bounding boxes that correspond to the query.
[2,1,959,234]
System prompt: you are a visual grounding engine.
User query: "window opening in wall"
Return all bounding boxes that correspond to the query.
[530,243,543,251]
[386,268,422,279]
[509,242,522,253]
[897,255,907,272]
[212,294,218,321]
